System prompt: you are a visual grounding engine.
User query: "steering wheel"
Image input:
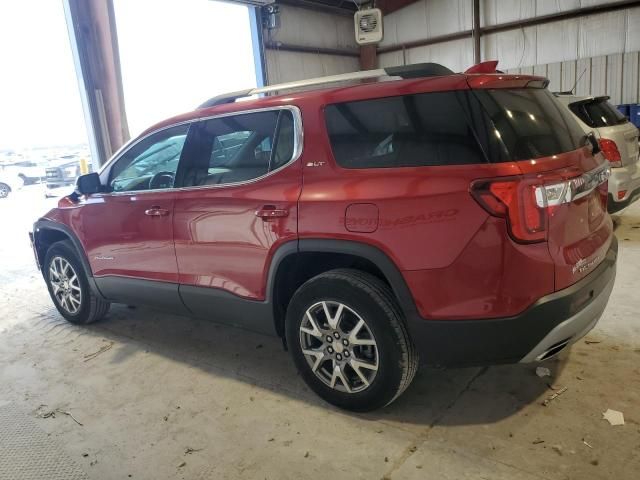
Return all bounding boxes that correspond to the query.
[148,171,175,190]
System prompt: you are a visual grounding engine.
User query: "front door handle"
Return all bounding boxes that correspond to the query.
[255,205,289,219]
[144,206,170,217]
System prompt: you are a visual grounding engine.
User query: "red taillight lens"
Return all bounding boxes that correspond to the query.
[471,178,547,243]
[471,165,610,244]
[599,138,622,167]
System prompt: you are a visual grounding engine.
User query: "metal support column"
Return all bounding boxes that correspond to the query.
[473,0,481,64]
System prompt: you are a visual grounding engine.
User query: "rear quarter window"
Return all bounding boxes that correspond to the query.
[324,91,487,168]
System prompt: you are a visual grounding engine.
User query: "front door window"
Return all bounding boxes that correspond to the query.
[109,124,190,192]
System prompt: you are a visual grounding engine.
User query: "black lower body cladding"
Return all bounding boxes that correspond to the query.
[406,237,618,366]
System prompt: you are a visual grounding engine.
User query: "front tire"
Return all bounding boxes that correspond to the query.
[44,241,110,324]
[0,182,10,198]
[285,269,418,412]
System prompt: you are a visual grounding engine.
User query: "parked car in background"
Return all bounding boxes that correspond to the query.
[45,158,81,197]
[0,159,47,185]
[0,171,23,199]
[31,63,617,411]
[556,93,640,213]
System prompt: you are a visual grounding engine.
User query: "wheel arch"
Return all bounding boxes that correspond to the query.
[33,219,103,297]
[268,239,418,338]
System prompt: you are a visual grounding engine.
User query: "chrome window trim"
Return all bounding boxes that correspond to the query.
[96,105,303,197]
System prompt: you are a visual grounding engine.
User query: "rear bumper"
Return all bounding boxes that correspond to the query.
[608,187,640,213]
[406,237,618,366]
[608,164,640,213]
[46,180,75,188]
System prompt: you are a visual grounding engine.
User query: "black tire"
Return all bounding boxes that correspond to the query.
[285,269,418,412]
[0,182,10,199]
[43,240,110,325]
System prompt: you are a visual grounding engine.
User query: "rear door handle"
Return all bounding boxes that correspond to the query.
[255,205,289,219]
[144,206,170,217]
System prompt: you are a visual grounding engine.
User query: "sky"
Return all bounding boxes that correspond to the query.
[0,1,87,150]
[114,0,256,135]
[0,0,256,151]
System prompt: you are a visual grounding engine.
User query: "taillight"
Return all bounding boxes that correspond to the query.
[599,138,622,167]
[471,178,546,243]
[471,164,610,244]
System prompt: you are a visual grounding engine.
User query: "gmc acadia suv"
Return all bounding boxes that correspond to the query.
[30,62,617,411]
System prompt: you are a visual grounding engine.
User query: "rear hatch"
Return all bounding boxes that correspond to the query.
[467,78,613,291]
[569,96,639,167]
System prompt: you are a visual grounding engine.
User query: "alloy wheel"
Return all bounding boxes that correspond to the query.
[299,301,379,393]
[49,256,82,314]
[0,184,9,198]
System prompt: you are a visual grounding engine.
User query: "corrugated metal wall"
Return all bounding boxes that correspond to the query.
[379,0,640,103]
[505,51,640,104]
[264,5,359,84]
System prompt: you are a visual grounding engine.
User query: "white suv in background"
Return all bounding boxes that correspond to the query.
[556,94,640,213]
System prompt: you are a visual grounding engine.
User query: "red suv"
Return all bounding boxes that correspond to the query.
[31,62,617,411]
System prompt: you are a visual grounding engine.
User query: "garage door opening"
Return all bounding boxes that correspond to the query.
[114,0,258,136]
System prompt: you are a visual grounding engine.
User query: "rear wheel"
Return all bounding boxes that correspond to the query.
[44,241,110,324]
[0,183,10,198]
[285,269,418,411]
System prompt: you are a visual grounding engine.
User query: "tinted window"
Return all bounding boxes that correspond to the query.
[182,109,295,187]
[569,98,627,128]
[325,92,486,168]
[109,124,189,192]
[474,88,586,161]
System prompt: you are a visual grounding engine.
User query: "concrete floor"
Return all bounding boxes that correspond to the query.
[1,186,639,480]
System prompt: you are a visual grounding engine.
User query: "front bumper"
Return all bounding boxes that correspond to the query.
[406,237,618,366]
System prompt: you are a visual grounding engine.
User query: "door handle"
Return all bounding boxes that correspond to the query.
[255,205,289,219]
[144,206,170,217]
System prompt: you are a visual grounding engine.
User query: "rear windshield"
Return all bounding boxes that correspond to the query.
[569,98,628,128]
[472,88,587,161]
[324,88,587,168]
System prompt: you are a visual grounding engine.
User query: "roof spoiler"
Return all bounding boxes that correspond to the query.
[561,95,611,106]
[464,60,501,74]
[197,62,455,109]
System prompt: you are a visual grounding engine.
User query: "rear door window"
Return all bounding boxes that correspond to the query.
[324,92,487,168]
[180,109,296,187]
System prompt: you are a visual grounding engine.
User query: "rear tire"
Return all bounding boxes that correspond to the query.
[44,241,110,325]
[285,269,418,412]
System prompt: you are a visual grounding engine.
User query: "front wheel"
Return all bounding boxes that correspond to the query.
[285,269,418,411]
[44,241,110,324]
[0,182,10,198]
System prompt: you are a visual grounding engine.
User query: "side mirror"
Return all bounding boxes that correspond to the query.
[76,172,102,196]
[587,132,601,155]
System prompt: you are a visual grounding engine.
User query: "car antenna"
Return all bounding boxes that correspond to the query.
[570,67,588,94]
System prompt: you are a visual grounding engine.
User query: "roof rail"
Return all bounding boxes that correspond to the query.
[197,62,454,109]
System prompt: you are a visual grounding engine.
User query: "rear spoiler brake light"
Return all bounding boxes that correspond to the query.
[466,75,549,89]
